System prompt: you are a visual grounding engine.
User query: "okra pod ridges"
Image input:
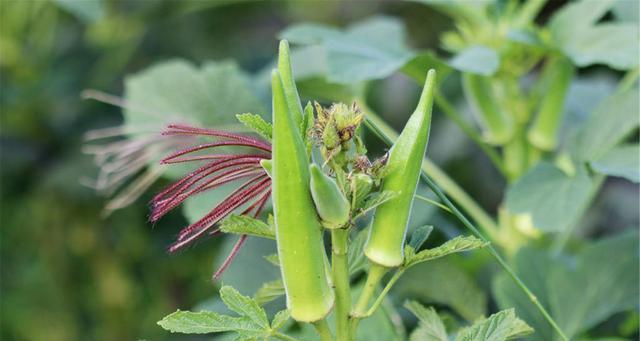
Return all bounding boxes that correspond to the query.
[271,69,334,322]
[309,164,350,229]
[364,69,437,267]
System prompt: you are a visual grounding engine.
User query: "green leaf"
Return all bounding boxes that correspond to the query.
[393,258,487,322]
[590,144,640,183]
[568,88,640,161]
[449,45,500,76]
[505,161,594,232]
[219,286,269,329]
[124,60,266,179]
[235,113,272,141]
[404,235,487,267]
[401,52,453,84]
[281,17,415,83]
[405,301,448,341]
[271,310,290,330]
[357,190,399,217]
[157,310,260,335]
[550,0,639,70]
[493,231,640,340]
[263,253,280,267]
[253,279,285,306]
[347,228,368,275]
[407,225,434,251]
[219,214,276,240]
[455,309,533,341]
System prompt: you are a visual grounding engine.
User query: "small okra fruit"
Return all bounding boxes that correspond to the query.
[309,164,350,229]
[271,68,334,321]
[364,70,437,268]
[462,73,514,145]
[527,57,574,151]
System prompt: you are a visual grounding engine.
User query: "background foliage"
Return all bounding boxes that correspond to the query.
[1,1,638,340]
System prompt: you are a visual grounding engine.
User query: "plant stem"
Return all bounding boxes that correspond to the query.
[360,105,501,242]
[331,228,351,341]
[350,263,388,336]
[313,319,333,341]
[364,269,405,317]
[434,90,506,175]
[274,332,301,341]
[364,112,569,341]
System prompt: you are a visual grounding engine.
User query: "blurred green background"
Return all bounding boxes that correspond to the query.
[1,1,637,340]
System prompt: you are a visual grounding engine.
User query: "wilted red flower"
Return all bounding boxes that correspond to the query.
[151,124,272,279]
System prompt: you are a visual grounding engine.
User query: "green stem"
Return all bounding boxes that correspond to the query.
[331,228,351,341]
[360,105,501,243]
[415,194,452,213]
[364,112,569,341]
[617,67,639,94]
[350,263,388,336]
[364,269,405,317]
[434,90,506,175]
[274,332,301,341]
[313,320,333,341]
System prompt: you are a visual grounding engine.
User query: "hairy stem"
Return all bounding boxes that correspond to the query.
[331,228,351,341]
[313,319,333,341]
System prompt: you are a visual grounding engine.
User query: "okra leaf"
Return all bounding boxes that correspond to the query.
[220,286,270,329]
[505,161,594,232]
[454,309,534,341]
[590,144,640,183]
[449,45,500,76]
[281,17,415,83]
[550,0,639,70]
[405,301,448,341]
[235,113,272,141]
[157,310,261,335]
[493,230,639,340]
[271,310,291,330]
[567,88,639,162]
[402,51,453,85]
[393,258,487,322]
[124,60,266,179]
[254,279,285,306]
[407,225,434,251]
[263,253,280,267]
[219,214,275,240]
[347,228,368,275]
[356,190,399,217]
[53,0,104,23]
[404,235,487,268]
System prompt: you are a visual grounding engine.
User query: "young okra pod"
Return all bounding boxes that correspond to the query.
[364,70,437,267]
[271,69,334,322]
[527,57,574,151]
[309,164,350,229]
[462,73,514,145]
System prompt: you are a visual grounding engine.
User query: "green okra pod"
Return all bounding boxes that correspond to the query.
[271,69,334,322]
[278,40,304,128]
[309,164,350,229]
[462,73,514,145]
[527,57,574,151]
[364,70,437,267]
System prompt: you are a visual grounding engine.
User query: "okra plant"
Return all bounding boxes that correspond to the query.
[83,1,638,340]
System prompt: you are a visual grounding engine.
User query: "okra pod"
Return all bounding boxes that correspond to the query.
[364,70,437,267]
[527,57,574,151]
[271,69,334,322]
[462,74,514,145]
[309,164,350,229]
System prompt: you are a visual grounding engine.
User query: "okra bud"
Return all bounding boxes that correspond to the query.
[462,74,514,145]
[527,57,574,151]
[309,164,350,229]
[271,69,334,322]
[364,70,437,267]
